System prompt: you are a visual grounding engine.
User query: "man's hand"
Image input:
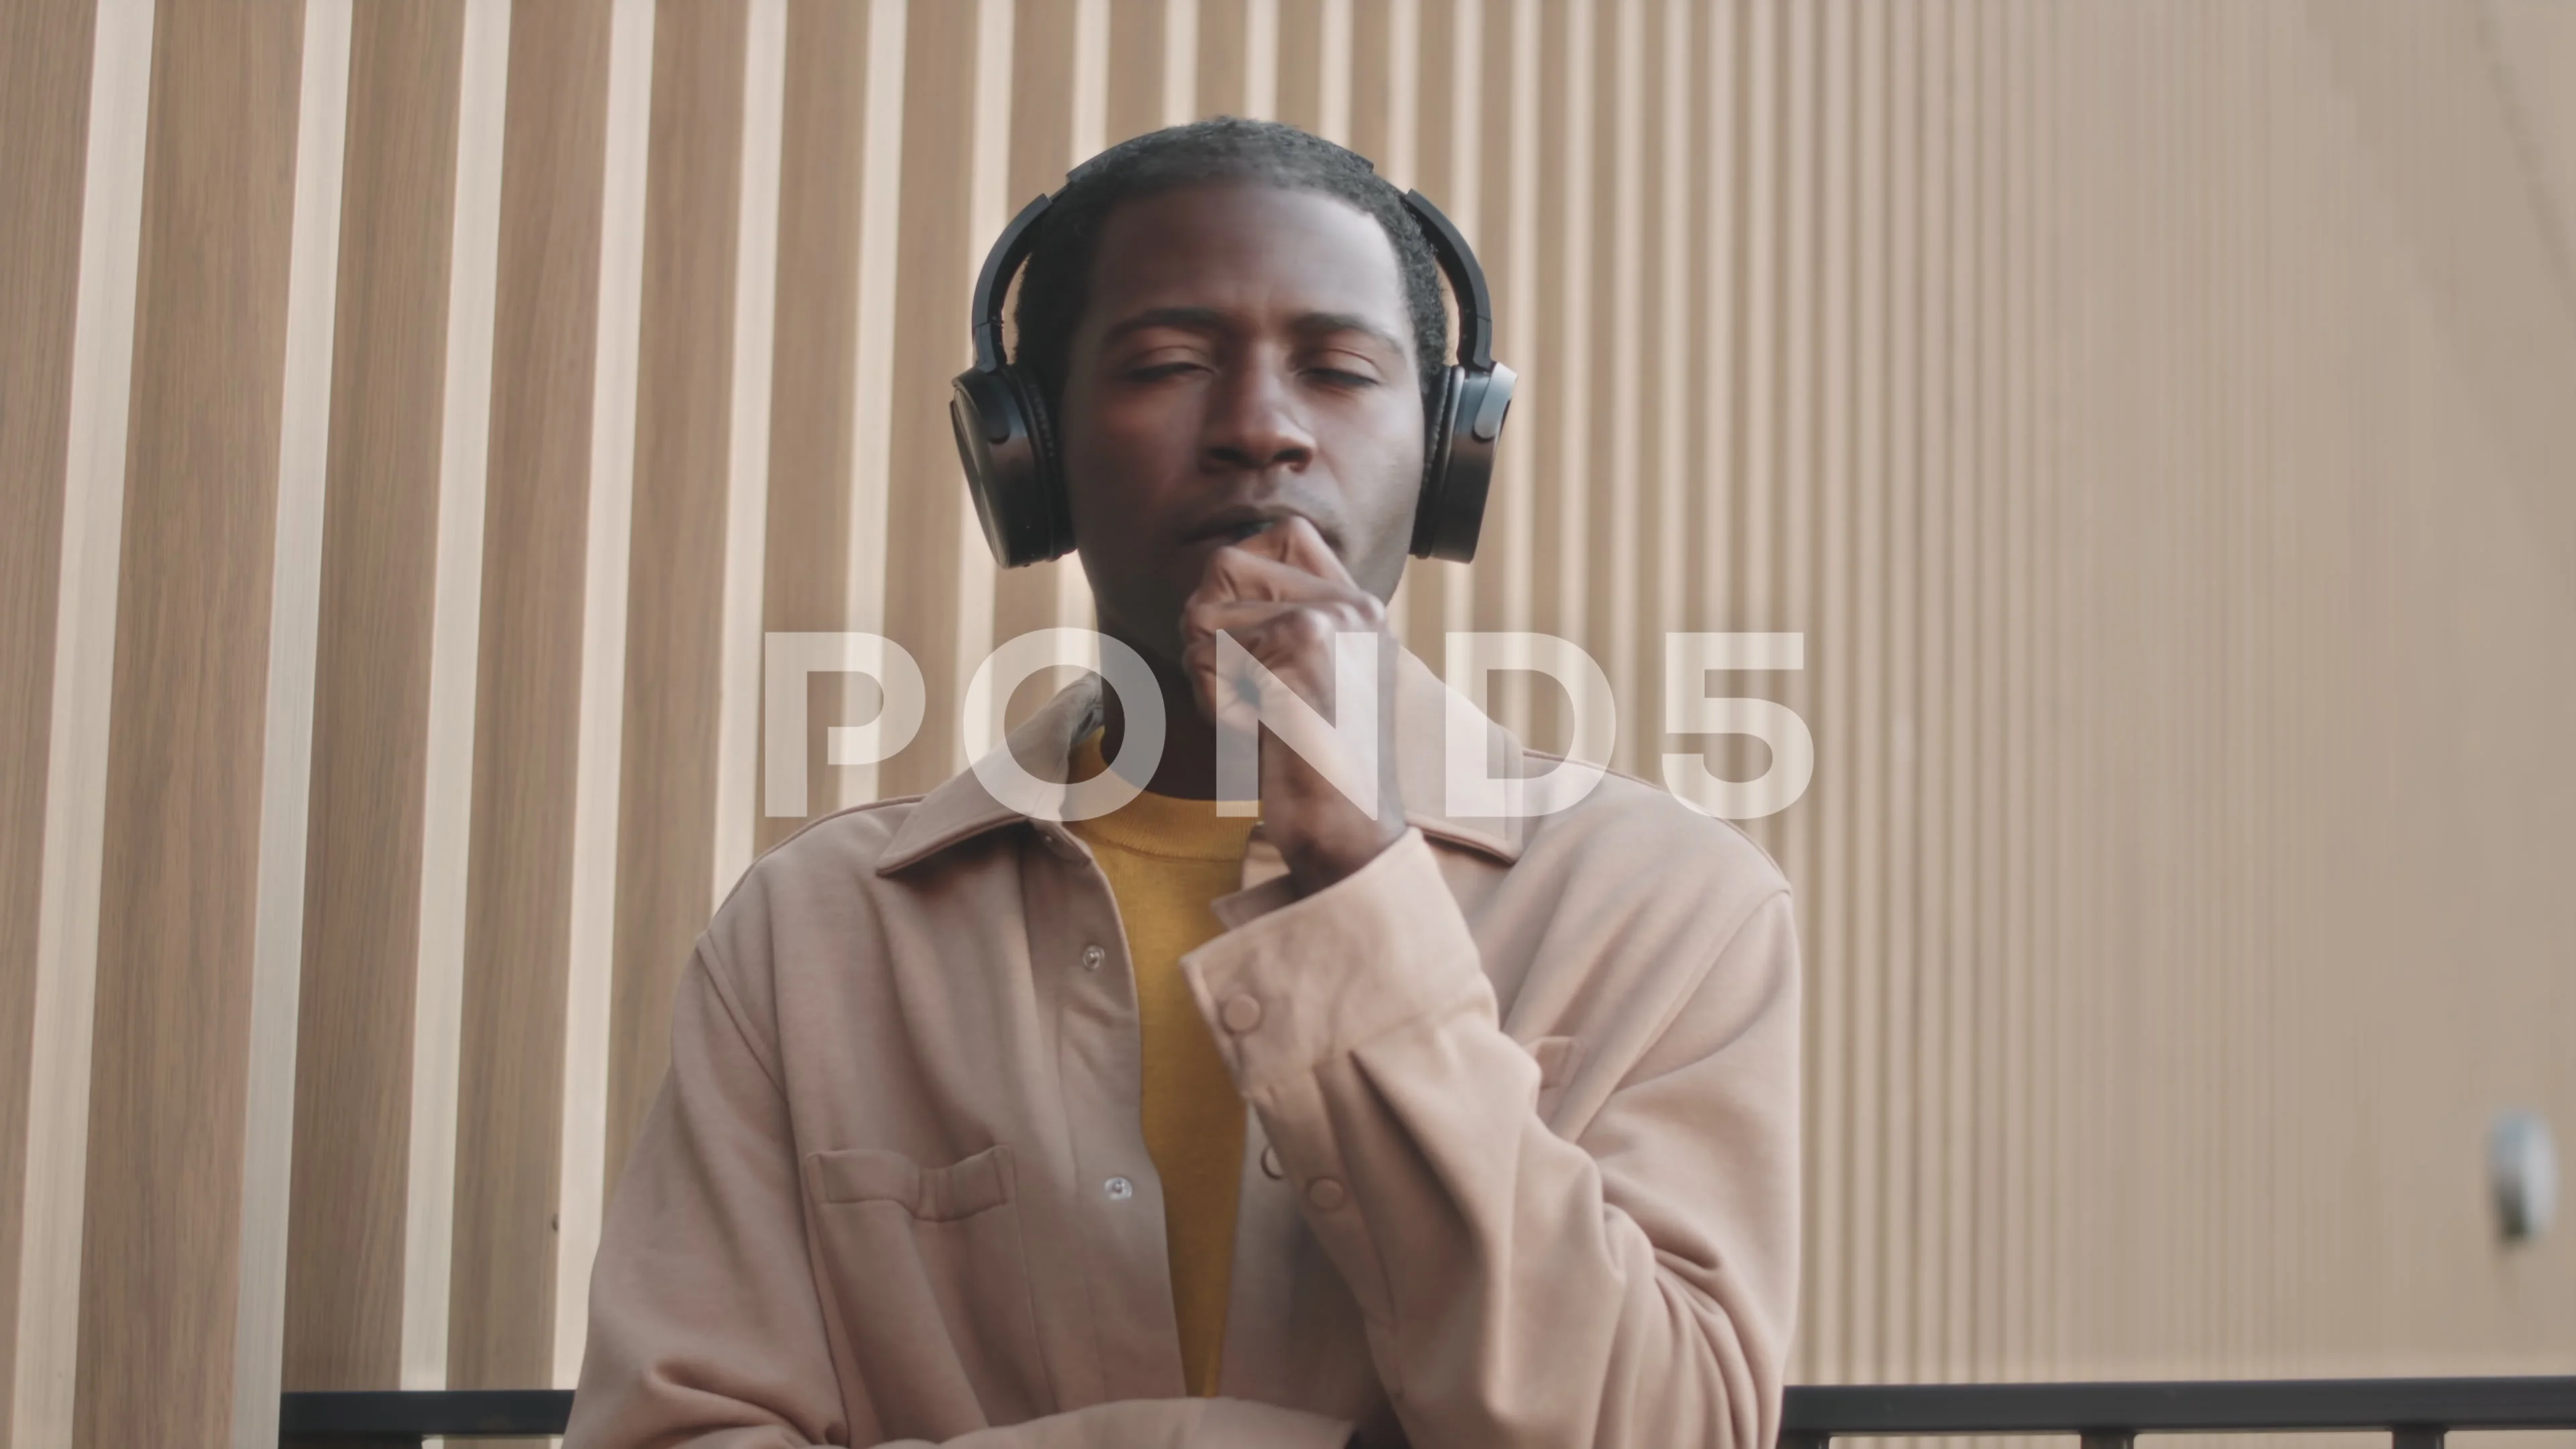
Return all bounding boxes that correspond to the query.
[1179,515,1405,895]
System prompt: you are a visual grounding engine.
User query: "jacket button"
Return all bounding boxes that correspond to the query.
[1305,1177,1346,1212]
[1103,1176,1134,1199]
[1259,1146,1284,1180]
[1081,943,1106,971]
[1220,995,1263,1033]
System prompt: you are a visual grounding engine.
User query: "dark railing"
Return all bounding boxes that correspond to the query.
[280,1377,2576,1446]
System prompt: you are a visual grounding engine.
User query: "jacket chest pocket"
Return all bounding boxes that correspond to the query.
[803,1144,1053,1436]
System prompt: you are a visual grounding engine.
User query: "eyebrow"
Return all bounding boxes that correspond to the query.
[1099,305,1409,358]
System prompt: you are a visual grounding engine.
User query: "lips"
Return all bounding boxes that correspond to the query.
[1182,504,1335,552]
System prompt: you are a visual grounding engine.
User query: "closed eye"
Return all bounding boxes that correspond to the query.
[1305,366,1379,389]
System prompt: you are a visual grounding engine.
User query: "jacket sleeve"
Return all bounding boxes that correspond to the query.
[565,950,1354,1449]
[1181,830,1803,1449]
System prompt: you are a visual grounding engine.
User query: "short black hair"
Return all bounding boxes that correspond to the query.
[1010,117,1449,411]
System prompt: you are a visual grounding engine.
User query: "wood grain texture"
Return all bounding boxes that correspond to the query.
[755,0,872,860]
[3,0,2572,1403]
[602,0,749,1203]
[0,0,97,1429]
[1466,0,1520,637]
[875,0,980,799]
[280,0,465,1393]
[1195,0,1244,118]
[990,0,1079,667]
[1396,0,1454,668]
[1104,0,1165,149]
[1275,0,1322,134]
[447,0,611,1397]
[70,3,303,1443]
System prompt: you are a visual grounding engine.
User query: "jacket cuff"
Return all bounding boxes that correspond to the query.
[1182,830,1490,1093]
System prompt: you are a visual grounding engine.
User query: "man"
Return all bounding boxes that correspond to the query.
[566,119,1799,1449]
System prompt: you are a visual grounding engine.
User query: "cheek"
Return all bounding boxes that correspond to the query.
[1060,390,1185,533]
[1340,400,1430,592]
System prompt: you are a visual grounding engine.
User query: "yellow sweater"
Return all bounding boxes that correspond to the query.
[1062,731,1258,1397]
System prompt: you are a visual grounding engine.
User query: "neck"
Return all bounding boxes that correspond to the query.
[1099,650,1219,800]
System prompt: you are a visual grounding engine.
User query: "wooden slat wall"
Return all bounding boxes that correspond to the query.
[0,0,97,1425]
[281,0,466,1396]
[72,5,305,1444]
[3,3,2575,1443]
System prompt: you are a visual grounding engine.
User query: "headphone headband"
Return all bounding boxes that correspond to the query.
[1399,190,1494,372]
[970,192,1054,373]
[966,186,1499,379]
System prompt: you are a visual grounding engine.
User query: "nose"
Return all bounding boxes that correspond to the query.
[1201,352,1314,474]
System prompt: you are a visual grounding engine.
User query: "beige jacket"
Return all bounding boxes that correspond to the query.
[566,652,1801,1449]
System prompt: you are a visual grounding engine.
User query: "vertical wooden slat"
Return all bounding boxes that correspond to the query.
[1997,0,2032,1379]
[711,0,790,906]
[1062,0,1106,637]
[447,0,612,1398]
[1601,0,1642,776]
[554,0,657,1391]
[282,0,466,1395]
[1881,0,1921,1381]
[1314,0,1350,144]
[13,3,151,1437]
[1913,0,1954,1381]
[1778,0,1824,1374]
[843,0,910,808]
[599,0,750,1234]
[1105,0,1165,147]
[1650,0,1690,684]
[1163,0,1198,125]
[875,0,983,797]
[234,7,353,1439]
[1972,0,2006,1381]
[71,3,304,1442]
[0,0,101,1425]
[1816,0,1856,1381]
[1344,0,1387,174]
[757,0,873,857]
[1242,0,1276,118]
[1515,0,1571,755]
[1195,0,1244,118]
[949,0,1011,763]
[400,0,510,1391]
[1552,0,1599,749]
[989,0,1080,679]
[1484,0,1540,737]
[1846,0,1887,1387]
[1391,0,1452,664]
[1275,0,1322,134]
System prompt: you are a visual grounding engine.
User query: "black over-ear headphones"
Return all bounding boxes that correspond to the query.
[949,186,1517,568]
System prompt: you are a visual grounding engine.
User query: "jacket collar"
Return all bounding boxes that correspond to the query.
[877,646,1529,874]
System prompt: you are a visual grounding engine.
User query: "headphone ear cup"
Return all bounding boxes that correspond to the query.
[951,364,1075,567]
[1411,362,1514,562]
[1410,366,1467,559]
[1006,365,1075,561]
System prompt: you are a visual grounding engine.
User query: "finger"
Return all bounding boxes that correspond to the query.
[1192,542,1338,604]
[1185,590,1391,652]
[1270,514,1359,587]
[1189,547,1384,626]
[1183,602,1373,719]
[1229,513,1360,589]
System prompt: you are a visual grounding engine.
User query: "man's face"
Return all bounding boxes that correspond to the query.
[1057,182,1428,665]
